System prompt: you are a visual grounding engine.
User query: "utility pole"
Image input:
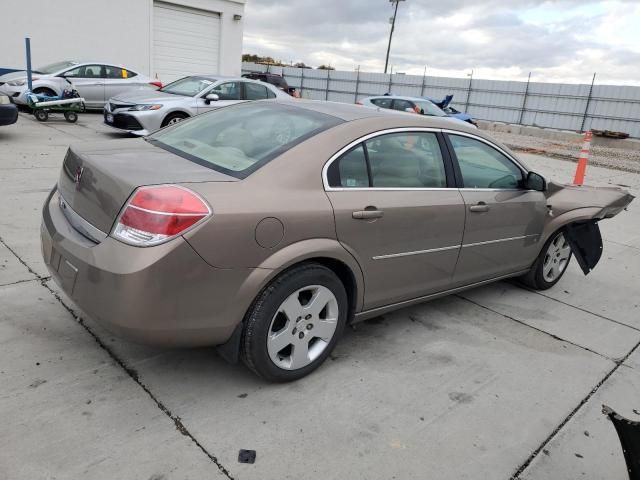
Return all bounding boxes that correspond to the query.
[384,0,405,74]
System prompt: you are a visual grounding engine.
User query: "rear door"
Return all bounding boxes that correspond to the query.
[103,65,145,101]
[61,64,105,107]
[325,129,465,310]
[445,132,548,285]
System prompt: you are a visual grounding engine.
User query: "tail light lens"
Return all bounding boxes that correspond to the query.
[149,81,163,89]
[112,185,211,246]
[355,101,363,105]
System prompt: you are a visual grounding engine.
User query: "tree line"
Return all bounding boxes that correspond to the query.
[241,54,335,70]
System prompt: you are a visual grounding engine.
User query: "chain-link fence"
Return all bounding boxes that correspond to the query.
[242,62,640,138]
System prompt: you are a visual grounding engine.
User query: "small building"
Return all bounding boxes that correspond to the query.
[1,0,246,83]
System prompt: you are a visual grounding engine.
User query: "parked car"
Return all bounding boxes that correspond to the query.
[428,94,477,125]
[0,60,160,109]
[41,101,634,381]
[103,75,290,135]
[0,93,18,126]
[358,95,474,127]
[242,72,299,97]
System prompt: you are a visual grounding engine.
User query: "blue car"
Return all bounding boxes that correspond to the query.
[427,95,477,126]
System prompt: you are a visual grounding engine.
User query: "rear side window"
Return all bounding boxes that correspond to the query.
[327,146,369,188]
[104,66,137,79]
[366,133,446,188]
[371,98,392,109]
[244,82,270,100]
[392,99,413,112]
[148,103,343,179]
[448,134,523,189]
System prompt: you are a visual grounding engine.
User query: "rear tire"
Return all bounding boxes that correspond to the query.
[161,112,187,128]
[64,111,78,123]
[34,110,48,122]
[519,229,572,290]
[241,263,348,382]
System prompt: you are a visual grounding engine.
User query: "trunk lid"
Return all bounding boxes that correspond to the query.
[58,138,237,233]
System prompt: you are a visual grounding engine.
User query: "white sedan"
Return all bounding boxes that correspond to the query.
[0,60,159,109]
[103,75,291,136]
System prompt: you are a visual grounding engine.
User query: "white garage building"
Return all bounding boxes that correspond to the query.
[1,0,246,83]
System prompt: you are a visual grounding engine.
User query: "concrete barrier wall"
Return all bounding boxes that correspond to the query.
[242,63,640,138]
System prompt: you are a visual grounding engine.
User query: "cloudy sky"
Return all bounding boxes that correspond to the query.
[243,0,640,85]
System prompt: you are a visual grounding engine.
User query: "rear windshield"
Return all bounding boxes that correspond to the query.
[147,102,343,178]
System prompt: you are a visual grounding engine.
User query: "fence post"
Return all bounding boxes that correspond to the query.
[420,66,427,97]
[266,63,270,73]
[354,66,360,103]
[580,73,596,132]
[325,69,330,100]
[388,67,393,94]
[518,72,531,125]
[464,69,473,111]
[300,67,305,98]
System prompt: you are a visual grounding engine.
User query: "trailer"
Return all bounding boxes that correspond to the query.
[26,93,86,123]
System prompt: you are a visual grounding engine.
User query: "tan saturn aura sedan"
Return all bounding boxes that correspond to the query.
[41,100,634,381]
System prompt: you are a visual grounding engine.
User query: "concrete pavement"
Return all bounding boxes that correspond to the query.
[0,112,639,479]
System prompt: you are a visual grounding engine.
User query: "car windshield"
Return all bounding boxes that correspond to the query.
[147,103,343,178]
[160,77,217,96]
[36,61,77,74]
[414,101,447,117]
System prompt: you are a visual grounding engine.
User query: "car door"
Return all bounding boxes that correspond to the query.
[103,65,144,101]
[60,64,105,107]
[445,132,548,285]
[325,130,466,310]
[197,81,244,114]
[243,82,276,101]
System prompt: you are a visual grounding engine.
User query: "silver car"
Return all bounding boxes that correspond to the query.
[0,60,158,109]
[103,75,291,135]
[358,95,474,128]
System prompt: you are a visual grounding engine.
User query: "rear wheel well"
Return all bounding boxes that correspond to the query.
[305,257,357,322]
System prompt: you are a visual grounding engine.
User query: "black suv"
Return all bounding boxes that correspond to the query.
[242,72,299,97]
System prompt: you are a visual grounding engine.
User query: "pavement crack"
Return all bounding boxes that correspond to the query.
[515,283,640,333]
[0,234,235,479]
[510,338,640,479]
[0,276,47,288]
[456,294,612,362]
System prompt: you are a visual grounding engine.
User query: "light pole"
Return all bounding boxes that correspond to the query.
[384,0,405,74]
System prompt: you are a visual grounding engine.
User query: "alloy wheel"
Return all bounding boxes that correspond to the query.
[267,285,339,370]
[543,232,571,282]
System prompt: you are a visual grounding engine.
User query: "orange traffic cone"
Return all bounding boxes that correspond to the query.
[573,130,593,185]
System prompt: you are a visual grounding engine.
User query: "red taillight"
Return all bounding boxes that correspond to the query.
[149,81,163,89]
[355,101,363,105]
[112,185,211,246]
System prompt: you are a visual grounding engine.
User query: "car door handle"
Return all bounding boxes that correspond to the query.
[469,202,489,213]
[352,209,384,220]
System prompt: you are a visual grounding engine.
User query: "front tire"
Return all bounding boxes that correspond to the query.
[161,112,187,128]
[520,230,572,290]
[241,263,348,382]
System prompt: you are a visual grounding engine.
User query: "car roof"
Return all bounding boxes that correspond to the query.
[276,100,475,128]
[364,95,435,103]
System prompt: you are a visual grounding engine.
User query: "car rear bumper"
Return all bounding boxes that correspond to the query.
[41,187,268,347]
[0,104,18,125]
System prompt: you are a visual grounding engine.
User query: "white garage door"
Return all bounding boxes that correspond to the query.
[153,1,220,83]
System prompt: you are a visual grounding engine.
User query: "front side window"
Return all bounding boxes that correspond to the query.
[244,82,270,100]
[210,82,242,100]
[327,146,369,188]
[148,103,342,178]
[64,65,102,78]
[366,132,447,188]
[104,66,137,79]
[449,135,523,189]
[160,77,215,97]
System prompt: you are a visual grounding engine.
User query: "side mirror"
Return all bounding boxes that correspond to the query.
[525,171,546,191]
[205,93,219,104]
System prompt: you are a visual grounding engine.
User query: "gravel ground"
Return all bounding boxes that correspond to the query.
[485,130,640,174]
